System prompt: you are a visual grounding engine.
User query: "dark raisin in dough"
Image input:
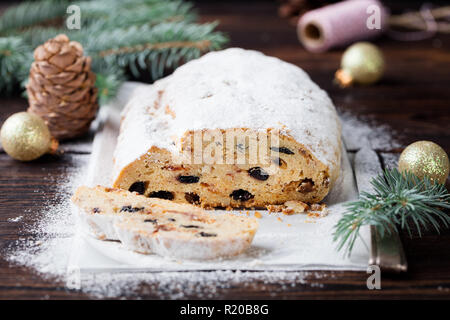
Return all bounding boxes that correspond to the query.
[128,181,146,195]
[120,205,144,213]
[185,192,201,205]
[297,178,315,193]
[177,175,200,184]
[181,225,202,229]
[196,232,217,237]
[272,157,287,168]
[92,207,101,213]
[144,219,158,224]
[168,218,176,222]
[248,167,269,181]
[230,189,254,201]
[148,191,174,200]
[271,146,294,155]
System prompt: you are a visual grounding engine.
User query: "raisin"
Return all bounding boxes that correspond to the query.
[120,205,144,213]
[168,218,176,222]
[185,192,201,205]
[271,147,294,155]
[144,219,158,224]
[181,225,202,229]
[128,181,146,195]
[148,191,174,200]
[272,157,287,168]
[230,189,254,201]
[248,167,269,181]
[196,232,217,237]
[297,178,315,193]
[177,175,200,184]
[92,207,101,213]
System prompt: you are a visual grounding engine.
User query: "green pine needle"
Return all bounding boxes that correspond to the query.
[0,37,32,93]
[333,168,450,257]
[92,61,126,106]
[86,21,228,80]
[79,0,196,29]
[0,0,70,35]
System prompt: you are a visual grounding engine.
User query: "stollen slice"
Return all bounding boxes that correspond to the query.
[71,186,258,260]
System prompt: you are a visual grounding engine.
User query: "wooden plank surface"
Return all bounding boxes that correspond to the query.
[0,1,449,299]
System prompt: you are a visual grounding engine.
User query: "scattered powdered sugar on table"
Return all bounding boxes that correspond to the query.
[78,270,333,299]
[3,112,398,299]
[7,216,23,222]
[4,155,88,282]
[340,111,400,151]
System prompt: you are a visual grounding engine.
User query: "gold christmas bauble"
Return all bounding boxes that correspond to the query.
[335,42,385,87]
[0,112,58,161]
[398,141,449,184]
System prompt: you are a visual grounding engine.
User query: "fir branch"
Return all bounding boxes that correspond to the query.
[86,22,228,80]
[78,0,196,28]
[16,0,196,48]
[91,60,126,106]
[0,0,228,100]
[0,37,32,93]
[20,26,83,49]
[0,0,70,35]
[333,168,450,257]
[97,40,213,57]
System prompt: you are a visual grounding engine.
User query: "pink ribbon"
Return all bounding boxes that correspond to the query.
[298,0,388,52]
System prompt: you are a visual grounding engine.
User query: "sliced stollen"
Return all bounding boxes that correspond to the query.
[114,210,258,260]
[71,186,258,260]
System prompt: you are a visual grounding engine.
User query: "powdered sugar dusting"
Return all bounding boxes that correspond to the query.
[2,103,397,299]
[5,155,88,281]
[7,216,23,222]
[340,111,400,151]
[77,270,333,299]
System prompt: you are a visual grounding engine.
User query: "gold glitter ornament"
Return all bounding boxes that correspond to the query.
[0,112,58,161]
[398,141,449,185]
[335,42,385,87]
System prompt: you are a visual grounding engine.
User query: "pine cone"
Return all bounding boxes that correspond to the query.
[27,34,98,140]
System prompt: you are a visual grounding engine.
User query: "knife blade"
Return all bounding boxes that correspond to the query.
[353,147,408,273]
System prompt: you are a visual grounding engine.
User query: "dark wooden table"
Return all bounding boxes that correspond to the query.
[0,1,449,299]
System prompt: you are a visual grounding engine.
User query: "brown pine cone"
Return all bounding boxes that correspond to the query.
[27,34,98,140]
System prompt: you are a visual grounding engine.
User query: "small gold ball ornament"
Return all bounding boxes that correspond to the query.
[335,42,385,87]
[398,141,449,184]
[0,112,58,161]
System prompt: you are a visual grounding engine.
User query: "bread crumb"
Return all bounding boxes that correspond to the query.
[310,203,326,211]
[266,205,285,213]
[277,217,283,222]
[309,203,329,217]
[254,211,262,219]
[165,105,176,119]
[268,201,327,217]
[282,208,295,215]
[284,200,309,214]
[307,212,321,218]
[287,224,292,227]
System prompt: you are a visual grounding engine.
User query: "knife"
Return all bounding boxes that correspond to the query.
[353,147,408,273]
